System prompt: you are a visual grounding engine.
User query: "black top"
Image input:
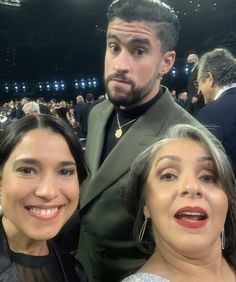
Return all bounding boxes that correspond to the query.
[0,218,88,282]
[10,244,64,282]
[100,88,163,163]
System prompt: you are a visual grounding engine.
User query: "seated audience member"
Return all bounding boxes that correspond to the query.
[196,48,236,176]
[0,114,88,282]
[22,101,40,116]
[122,124,236,281]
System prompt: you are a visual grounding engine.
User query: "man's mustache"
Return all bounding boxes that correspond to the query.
[106,73,133,84]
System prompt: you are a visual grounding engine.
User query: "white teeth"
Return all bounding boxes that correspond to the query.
[181,211,204,216]
[30,207,59,217]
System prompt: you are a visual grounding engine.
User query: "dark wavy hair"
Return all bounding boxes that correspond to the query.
[126,124,236,257]
[107,0,180,53]
[0,114,87,183]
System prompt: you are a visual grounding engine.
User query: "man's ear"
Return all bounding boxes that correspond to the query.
[143,204,150,218]
[207,72,214,87]
[160,51,176,76]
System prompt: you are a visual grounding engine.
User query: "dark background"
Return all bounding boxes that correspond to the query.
[0,0,235,102]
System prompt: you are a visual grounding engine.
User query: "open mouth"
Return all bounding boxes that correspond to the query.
[175,207,208,228]
[175,211,208,221]
[25,205,64,219]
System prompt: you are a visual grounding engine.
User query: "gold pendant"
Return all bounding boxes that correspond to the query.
[115,128,123,138]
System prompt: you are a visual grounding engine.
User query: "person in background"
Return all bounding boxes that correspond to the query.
[16,97,29,119]
[196,47,236,176]
[0,114,88,282]
[8,100,18,120]
[37,97,51,115]
[176,91,188,109]
[186,53,204,116]
[56,100,70,124]
[123,124,236,282]
[77,1,211,281]
[74,95,85,125]
[77,93,95,139]
[49,99,58,116]
[169,89,177,101]
[22,101,40,116]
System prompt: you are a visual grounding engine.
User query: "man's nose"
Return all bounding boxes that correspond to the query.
[113,50,131,74]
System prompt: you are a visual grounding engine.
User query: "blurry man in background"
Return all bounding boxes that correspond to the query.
[22,101,40,116]
[197,48,236,175]
[186,53,204,116]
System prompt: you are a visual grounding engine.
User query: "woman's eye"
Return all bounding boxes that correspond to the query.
[160,173,176,181]
[16,167,35,175]
[59,168,75,176]
[200,174,217,183]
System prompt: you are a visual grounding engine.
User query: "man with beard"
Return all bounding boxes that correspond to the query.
[78,1,208,281]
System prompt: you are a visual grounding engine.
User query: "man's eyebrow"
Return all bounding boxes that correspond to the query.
[107,34,150,45]
[130,37,150,45]
[107,34,119,41]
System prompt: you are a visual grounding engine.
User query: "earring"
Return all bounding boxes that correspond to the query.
[221,227,225,250]
[0,204,3,216]
[138,216,148,243]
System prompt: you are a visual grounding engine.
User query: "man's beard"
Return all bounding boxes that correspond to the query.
[104,72,158,107]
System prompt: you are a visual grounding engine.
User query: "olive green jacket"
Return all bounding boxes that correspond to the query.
[79,87,206,282]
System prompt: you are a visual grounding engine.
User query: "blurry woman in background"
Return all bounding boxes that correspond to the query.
[0,115,87,281]
[123,124,236,282]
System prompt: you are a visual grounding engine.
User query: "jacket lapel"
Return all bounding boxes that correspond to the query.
[81,90,175,209]
[85,102,114,174]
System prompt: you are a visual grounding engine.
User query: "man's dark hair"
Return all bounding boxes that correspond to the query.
[107,0,180,53]
[86,93,94,103]
[199,48,236,87]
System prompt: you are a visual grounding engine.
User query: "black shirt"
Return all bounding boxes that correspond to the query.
[11,244,64,282]
[100,88,163,163]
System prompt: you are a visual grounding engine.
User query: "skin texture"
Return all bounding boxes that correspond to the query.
[140,139,233,281]
[104,18,175,109]
[144,139,228,257]
[0,129,80,255]
[197,70,220,104]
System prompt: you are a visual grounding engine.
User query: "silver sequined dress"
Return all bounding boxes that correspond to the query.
[121,272,170,282]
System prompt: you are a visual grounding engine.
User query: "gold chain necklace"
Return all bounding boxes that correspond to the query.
[115,113,137,139]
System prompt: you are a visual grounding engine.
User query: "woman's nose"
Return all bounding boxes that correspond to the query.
[35,175,59,200]
[179,175,203,198]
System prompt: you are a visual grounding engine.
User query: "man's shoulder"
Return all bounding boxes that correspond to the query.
[90,99,111,114]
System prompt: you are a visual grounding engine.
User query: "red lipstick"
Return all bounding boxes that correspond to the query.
[175,206,208,229]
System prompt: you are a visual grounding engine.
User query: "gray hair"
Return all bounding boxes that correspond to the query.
[126,124,236,256]
[22,101,40,115]
[198,48,236,87]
